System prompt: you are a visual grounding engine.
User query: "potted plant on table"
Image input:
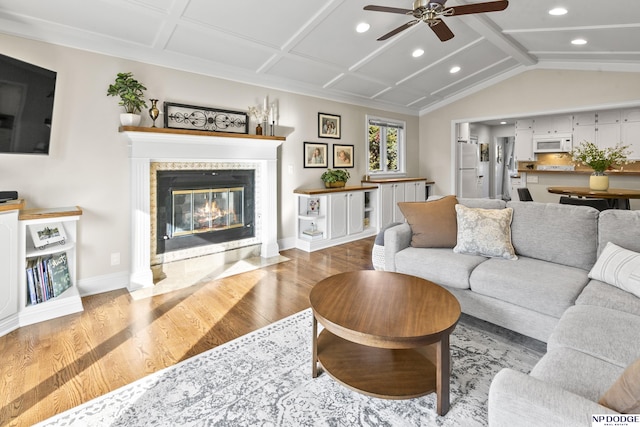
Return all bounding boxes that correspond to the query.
[107,72,148,126]
[321,169,350,188]
[569,141,633,190]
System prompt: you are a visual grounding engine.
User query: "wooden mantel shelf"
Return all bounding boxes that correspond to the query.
[119,126,286,141]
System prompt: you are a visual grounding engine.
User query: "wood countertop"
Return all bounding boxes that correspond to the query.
[19,206,83,221]
[518,169,640,176]
[294,186,376,195]
[362,177,434,184]
[0,199,25,213]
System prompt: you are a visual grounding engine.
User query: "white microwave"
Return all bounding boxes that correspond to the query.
[533,134,573,153]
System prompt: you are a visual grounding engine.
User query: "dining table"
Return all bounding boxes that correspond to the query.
[547,186,640,209]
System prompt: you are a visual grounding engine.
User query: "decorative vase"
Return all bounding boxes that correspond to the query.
[325,181,346,188]
[120,113,141,127]
[148,99,160,128]
[256,123,263,135]
[589,172,609,191]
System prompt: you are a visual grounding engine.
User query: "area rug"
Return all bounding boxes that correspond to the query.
[36,309,544,426]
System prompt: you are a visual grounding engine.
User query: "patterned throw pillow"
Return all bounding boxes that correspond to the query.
[588,242,640,298]
[453,204,517,260]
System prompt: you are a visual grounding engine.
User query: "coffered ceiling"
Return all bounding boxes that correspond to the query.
[0,0,639,115]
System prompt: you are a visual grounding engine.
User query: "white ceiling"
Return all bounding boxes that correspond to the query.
[1,0,639,115]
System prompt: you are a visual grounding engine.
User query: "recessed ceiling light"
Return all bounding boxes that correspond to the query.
[548,7,568,16]
[500,121,507,125]
[412,48,424,58]
[356,22,370,33]
[571,38,587,45]
[450,66,461,74]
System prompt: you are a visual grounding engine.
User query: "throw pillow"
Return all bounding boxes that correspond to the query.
[588,242,640,298]
[599,358,640,413]
[453,204,517,260]
[398,195,458,248]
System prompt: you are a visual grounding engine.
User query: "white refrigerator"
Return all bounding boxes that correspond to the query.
[457,142,479,198]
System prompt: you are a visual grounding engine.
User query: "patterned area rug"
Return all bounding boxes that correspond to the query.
[36,309,544,426]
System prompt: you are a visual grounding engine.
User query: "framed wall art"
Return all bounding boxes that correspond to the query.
[318,113,341,139]
[333,144,354,168]
[163,102,248,134]
[304,142,328,168]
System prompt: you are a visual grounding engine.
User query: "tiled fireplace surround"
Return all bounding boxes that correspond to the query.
[124,129,283,290]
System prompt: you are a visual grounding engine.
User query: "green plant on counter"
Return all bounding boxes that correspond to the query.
[321,169,350,183]
[107,72,148,114]
[569,141,633,173]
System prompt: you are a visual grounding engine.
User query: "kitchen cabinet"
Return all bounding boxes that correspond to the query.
[573,110,621,151]
[458,122,470,141]
[622,108,640,123]
[533,115,573,134]
[294,187,377,252]
[514,128,534,162]
[515,119,534,130]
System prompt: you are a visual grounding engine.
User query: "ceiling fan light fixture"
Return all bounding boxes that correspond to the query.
[412,48,425,58]
[548,7,568,16]
[571,38,587,45]
[450,66,461,74]
[356,22,371,33]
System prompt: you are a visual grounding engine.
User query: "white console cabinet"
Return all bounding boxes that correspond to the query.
[294,187,377,252]
[363,178,428,229]
[0,200,23,337]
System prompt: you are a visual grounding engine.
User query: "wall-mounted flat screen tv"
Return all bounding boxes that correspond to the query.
[0,53,57,155]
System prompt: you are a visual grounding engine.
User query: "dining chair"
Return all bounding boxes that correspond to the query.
[559,196,610,211]
[517,188,533,202]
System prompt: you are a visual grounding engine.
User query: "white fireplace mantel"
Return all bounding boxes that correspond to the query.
[122,127,285,290]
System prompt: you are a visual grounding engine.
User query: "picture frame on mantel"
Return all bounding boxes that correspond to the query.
[163,102,248,134]
[318,113,341,139]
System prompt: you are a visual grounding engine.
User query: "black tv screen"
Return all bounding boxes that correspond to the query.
[0,53,57,155]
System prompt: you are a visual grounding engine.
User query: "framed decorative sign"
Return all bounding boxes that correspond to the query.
[29,222,66,249]
[304,142,328,168]
[333,144,354,168]
[163,102,248,134]
[318,113,341,139]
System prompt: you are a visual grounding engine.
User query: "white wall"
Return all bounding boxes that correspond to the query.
[0,33,419,293]
[420,69,640,197]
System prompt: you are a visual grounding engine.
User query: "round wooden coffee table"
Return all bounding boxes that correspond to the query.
[310,270,461,416]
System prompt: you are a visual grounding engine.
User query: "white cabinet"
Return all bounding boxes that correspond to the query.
[573,112,596,127]
[372,180,427,229]
[404,181,426,202]
[295,188,377,252]
[458,122,470,141]
[18,207,83,327]
[622,108,640,123]
[515,119,533,130]
[514,128,534,162]
[329,192,364,239]
[0,206,20,337]
[533,115,573,134]
[573,110,622,151]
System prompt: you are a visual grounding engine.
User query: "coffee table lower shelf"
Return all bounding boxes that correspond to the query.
[316,329,437,399]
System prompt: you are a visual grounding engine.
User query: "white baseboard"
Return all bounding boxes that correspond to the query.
[278,237,296,251]
[77,271,130,297]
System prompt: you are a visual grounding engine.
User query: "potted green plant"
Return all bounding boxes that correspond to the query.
[107,72,148,126]
[569,141,633,190]
[321,169,350,188]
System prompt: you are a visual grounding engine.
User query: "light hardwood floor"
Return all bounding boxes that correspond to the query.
[0,237,375,426]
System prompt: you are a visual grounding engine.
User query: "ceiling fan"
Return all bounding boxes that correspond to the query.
[364,0,508,42]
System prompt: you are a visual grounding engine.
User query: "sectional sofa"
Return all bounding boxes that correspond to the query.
[382,197,640,425]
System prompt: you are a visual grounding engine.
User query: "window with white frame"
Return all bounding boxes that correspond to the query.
[366,116,405,175]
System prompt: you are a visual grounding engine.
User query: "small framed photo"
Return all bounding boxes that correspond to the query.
[304,142,328,168]
[29,222,67,249]
[333,144,354,168]
[307,197,320,215]
[164,102,248,134]
[318,113,341,139]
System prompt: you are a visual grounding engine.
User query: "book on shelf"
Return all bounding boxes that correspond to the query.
[25,251,72,305]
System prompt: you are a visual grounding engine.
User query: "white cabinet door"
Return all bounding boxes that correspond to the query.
[597,110,621,125]
[573,124,596,146]
[392,183,405,223]
[514,129,534,161]
[515,119,533,130]
[0,211,18,323]
[573,112,596,127]
[347,192,364,235]
[622,121,640,160]
[596,123,621,150]
[378,184,395,230]
[533,115,572,134]
[622,108,640,123]
[404,181,426,202]
[329,193,348,239]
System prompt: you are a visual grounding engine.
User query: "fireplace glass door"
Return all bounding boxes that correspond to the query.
[172,187,244,237]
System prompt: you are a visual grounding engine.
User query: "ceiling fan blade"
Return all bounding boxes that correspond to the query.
[377,20,419,41]
[430,19,455,42]
[449,0,508,16]
[364,5,413,15]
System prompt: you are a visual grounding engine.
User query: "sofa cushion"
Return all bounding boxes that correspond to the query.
[531,347,624,402]
[588,242,640,298]
[507,201,598,271]
[599,358,640,414]
[453,204,517,260]
[398,196,458,248]
[576,280,640,317]
[470,256,589,318]
[394,247,487,290]
[598,210,640,256]
[548,305,640,368]
[457,197,507,209]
